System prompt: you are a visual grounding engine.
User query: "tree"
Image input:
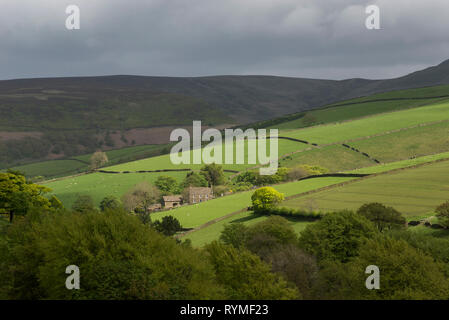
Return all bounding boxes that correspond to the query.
[435,200,449,228]
[153,216,183,236]
[155,175,180,195]
[200,163,225,186]
[1,208,225,299]
[264,245,319,300]
[121,182,160,224]
[314,237,449,300]
[89,151,108,170]
[72,195,96,214]
[251,187,284,213]
[99,196,121,212]
[0,173,53,222]
[357,203,406,232]
[205,241,299,300]
[219,223,249,249]
[298,210,377,263]
[182,171,208,188]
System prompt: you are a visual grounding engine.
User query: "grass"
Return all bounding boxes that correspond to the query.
[408,225,449,240]
[105,138,309,173]
[348,151,449,174]
[184,210,314,247]
[151,177,355,229]
[281,100,449,145]
[9,144,169,179]
[283,160,449,217]
[45,171,188,209]
[279,144,375,171]
[349,121,449,163]
[269,84,449,130]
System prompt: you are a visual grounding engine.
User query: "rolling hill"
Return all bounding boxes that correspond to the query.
[1,59,449,168]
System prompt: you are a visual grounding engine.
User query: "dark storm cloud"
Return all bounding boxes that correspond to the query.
[1,0,448,80]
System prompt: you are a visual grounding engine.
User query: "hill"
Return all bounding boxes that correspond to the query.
[1,59,449,167]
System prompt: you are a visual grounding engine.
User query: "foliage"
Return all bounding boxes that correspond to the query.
[90,151,108,170]
[0,208,225,299]
[0,172,53,222]
[155,175,181,195]
[200,163,225,186]
[205,241,300,300]
[99,196,121,212]
[121,181,160,215]
[357,203,406,232]
[72,195,96,214]
[314,237,449,299]
[298,210,378,263]
[182,171,208,188]
[219,223,249,249]
[153,216,183,237]
[251,187,284,213]
[435,200,449,228]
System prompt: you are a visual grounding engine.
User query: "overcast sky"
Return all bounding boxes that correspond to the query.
[1,0,448,80]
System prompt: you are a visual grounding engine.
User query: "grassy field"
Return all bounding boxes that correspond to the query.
[279,144,375,171]
[105,138,309,173]
[184,210,314,247]
[283,160,449,217]
[348,151,449,174]
[9,144,169,179]
[150,177,355,229]
[281,100,449,145]
[270,85,449,130]
[45,171,189,208]
[349,121,449,163]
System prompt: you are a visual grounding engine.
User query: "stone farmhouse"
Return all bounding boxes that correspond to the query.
[188,186,214,204]
[162,195,183,209]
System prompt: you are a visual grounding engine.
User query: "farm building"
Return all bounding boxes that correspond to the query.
[188,186,214,204]
[148,203,162,212]
[163,195,183,209]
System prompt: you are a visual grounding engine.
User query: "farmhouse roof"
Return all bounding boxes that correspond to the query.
[189,187,213,194]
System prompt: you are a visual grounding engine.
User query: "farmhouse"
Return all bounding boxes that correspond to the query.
[188,186,213,204]
[163,195,183,209]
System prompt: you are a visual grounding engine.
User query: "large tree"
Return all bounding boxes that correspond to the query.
[357,203,406,232]
[251,187,284,213]
[0,173,53,222]
[298,210,378,263]
[200,163,225,186]
[121,182,160,224]
[89,151,108,170]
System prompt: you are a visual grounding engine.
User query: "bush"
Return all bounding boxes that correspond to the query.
[298,210,378,263]
[251,187,284,213]
[435,201,449,228]
[205,241,300,300]
[1,209,224,299]
[357,203,406,232]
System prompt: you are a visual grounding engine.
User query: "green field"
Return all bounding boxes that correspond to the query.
[105,138,309,173]
[45,171,188,208]
[9,144,169,179]
[281,100,449,145]
[349,151,449,174]
[184,210,314,247]
[270,84,449,130]
[283,160,449,217]
[349,121,449,163]
[151,177,354,229]
[279,144,375,171]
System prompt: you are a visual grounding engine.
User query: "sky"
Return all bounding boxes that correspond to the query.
[1,0,448,80]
